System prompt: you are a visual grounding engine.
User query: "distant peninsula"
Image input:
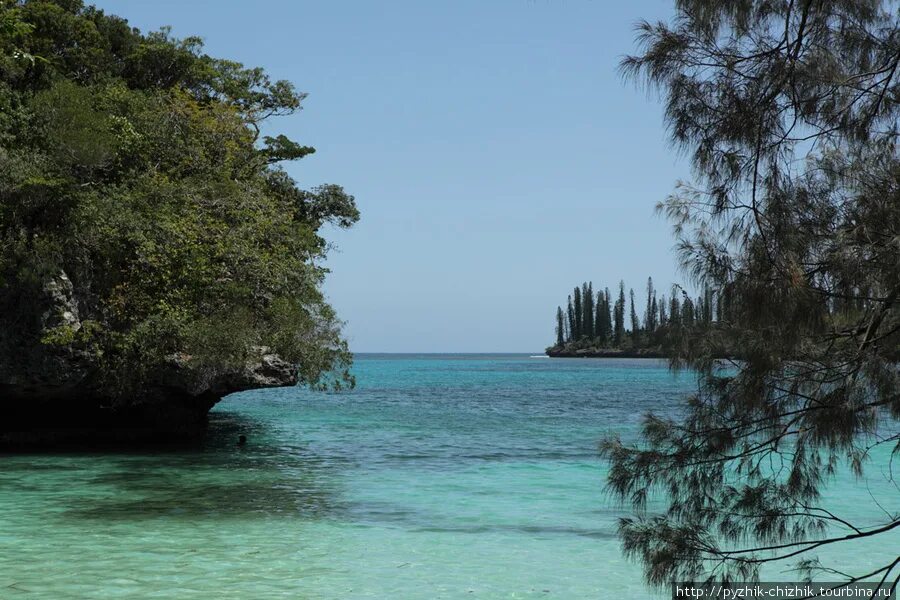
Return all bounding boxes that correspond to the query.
[545,278,722,358]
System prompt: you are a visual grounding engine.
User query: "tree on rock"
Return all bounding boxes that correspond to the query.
[0,0,359,428]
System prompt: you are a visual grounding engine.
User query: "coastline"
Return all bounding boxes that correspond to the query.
[545,347,667,359]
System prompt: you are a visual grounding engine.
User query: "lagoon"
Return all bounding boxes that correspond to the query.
[1,355,894,598]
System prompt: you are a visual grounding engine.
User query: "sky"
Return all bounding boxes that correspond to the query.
[92,0,688,353]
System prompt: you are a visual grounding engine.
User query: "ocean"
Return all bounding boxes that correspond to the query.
[1,354,895,598]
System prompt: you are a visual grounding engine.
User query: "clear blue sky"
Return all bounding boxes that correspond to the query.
[93,0,687,353]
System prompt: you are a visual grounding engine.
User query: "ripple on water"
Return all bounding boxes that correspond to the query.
[1,355,894,599]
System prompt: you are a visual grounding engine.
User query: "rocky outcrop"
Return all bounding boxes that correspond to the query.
[0,272,94,402]
[0,271,297,447]
[545,345,667,358]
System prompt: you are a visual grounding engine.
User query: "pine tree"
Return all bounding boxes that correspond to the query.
[566,295,575,343]
[658,294,667,327]
[703,287,713,325]
[596,288,606,344]
[603,288,613,343]
[613,281,625,346]
[717,284,731,323]
[668,289,681,329]
[603,1,900,587]
[694,293,705,326]
[555,306,565,346]
[573,286,583,340]
[629,288,640,341]
[644,277,657,332]
[681,296,694,327]
[582,282,594,341]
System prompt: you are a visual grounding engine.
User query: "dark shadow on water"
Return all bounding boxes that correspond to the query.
[348,500,617,540]
[414,524,617,540]
[7,410,618,537]
[0,410,263,456]
[42,411,350,522]
[63,480,343,521]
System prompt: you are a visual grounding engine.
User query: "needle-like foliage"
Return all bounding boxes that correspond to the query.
[602,0,900,591]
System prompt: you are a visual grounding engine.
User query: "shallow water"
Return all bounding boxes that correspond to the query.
[1,355,896,598]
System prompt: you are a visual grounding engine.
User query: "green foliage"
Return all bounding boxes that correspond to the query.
[262,134,315,163]
[582,282,594,340]
[573,285,583,339]
[613,281,626,346]
[0,0,358,394]
[628,288,639,339]
[555,306,565,346]
[604,0,900,589]
[550,276,718,353]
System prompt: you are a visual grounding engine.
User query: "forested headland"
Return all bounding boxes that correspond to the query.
[0,1,357,445]
[546,278,721,357]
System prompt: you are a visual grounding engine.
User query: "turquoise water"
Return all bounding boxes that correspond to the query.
[1,354,896,599]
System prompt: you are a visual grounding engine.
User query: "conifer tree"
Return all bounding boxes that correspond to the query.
[681,296,695,327]
[613,282,626,346]
[694,293,705,327]
[582,282,594,341]
[604,0,900,587]
[668,289,681,329]
[644,277,657,332]
[703,287,714,325]
[555,306,565,346]
[717,284,731,323]
[573,286,583,340]
[604,288,613,343]
[658,294,667,327]
[566,295,575,343]
[629,288,640,340]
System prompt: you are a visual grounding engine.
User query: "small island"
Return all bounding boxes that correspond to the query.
[545,277,722,358]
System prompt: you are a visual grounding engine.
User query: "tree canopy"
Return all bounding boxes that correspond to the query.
[603,0,900,591]
[549,276,720,355]
[0,0,359,394]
